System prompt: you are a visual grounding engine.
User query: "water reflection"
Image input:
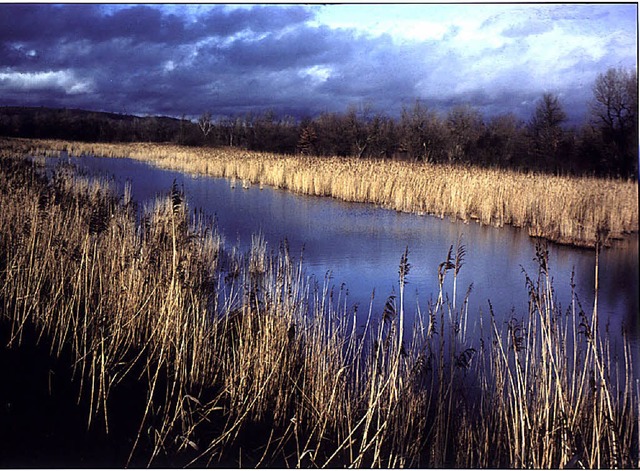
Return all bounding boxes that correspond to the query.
[53,155,639,372]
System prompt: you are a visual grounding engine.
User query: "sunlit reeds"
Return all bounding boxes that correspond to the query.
[2,137,637,248]
[0,149,638,467]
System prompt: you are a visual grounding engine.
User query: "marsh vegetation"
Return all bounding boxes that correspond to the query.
[0,146,638,467]
[7,137,638,249]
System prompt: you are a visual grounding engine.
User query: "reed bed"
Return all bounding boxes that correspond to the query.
[2,137,637,248]
[0,150,638,467]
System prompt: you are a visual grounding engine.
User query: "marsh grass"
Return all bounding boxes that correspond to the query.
[2,137,637,248]
[0,149,638,467]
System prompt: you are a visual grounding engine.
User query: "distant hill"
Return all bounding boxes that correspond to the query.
[0,106,194,143]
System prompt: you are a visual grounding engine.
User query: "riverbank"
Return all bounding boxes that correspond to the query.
[2,137,637,248]
[0,147,637,467]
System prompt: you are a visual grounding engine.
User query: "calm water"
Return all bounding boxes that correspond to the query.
[51,155,639,372]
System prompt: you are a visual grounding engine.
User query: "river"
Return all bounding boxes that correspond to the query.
[49,154,639,374]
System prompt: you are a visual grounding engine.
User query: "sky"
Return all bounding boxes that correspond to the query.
[0,3,637,124]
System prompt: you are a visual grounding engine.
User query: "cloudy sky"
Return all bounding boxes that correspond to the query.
[0,3,636,124]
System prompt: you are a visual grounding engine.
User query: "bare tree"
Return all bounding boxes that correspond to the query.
[198,111,213,141]
[529,93,567,169]
[367,113,398,158]
[297,122,318,155]
[313,112,351,157]
[446,104,484,163]
[591,67,637,134]
[400,100,448,162]
[589,67,638,176]
[345,103,372,158]
[484,113,527,167]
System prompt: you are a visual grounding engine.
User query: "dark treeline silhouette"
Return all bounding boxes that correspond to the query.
[0,107,187,143]
[1,67,636,178]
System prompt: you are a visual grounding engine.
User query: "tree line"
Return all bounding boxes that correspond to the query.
[0,67,636,177]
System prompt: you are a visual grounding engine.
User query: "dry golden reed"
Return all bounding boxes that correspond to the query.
[3,137,637,248]
[0,141,638,467]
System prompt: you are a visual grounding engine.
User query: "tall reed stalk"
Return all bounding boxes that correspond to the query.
[2,137,637,249]
[0,150,637,467]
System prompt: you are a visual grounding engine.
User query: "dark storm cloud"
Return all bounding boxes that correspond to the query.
[0,3,636,122]
[196,5,314,36]
[0,4,317,115]
[0,4,176,43]
[0,4,313,44]
[221,25,342,69]
[0,3,423,117]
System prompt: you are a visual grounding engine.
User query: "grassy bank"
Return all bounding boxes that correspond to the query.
[0,149,638,467]
[2,137,638,248]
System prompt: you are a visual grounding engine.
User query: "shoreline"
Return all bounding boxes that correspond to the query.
[3,137,638,250]
[0,150,637,467]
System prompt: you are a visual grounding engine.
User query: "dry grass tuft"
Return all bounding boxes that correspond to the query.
[0,146,637,467]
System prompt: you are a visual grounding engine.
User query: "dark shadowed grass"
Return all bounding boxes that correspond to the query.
[0,151,637,467]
